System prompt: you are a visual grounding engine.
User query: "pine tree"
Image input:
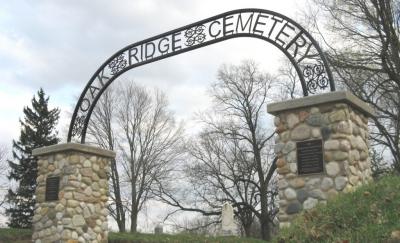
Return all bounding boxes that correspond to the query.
[6,88,60,228]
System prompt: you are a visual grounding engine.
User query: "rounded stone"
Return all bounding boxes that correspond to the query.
[321,177,334,191]
[349,150,360,164]
[67,199,79,207]
[335,176,347,190]
[83,160,91,168]
[289,178,305,189]
[297,189,308,203]
[310,189,326,200]
[284,188,297,200]
[336,121,352,134]
[349,175,359,185]
[72,231,78,240]
[287,113,299,129]
[278,179,289,189]
[280,131,290,142]
[326,162,340,177]
[311,128,321,138]
[310,107,319,114]
[286,202,302,214]
[306,113,322,126]
[286,151,296,163]
[55,203,64,212]
[282,141,296,154]
[291,124,311,141]
[329,109,347,122]
[339,140,351,151]
[327,189,338,199]
[324,140,340,150]
[303,197,318,210]
[333,151,348,161]
[72,215,85,227]
[289,163,297,173]
[274,116,281,126]
[93,164,100,172]
[274,143,285,154]
[306,178,321,188]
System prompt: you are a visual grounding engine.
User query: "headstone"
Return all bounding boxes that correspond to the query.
[221,202,237,236]
[154,224,163,234]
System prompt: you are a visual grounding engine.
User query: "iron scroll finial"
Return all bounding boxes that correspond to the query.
[68,8,335,143]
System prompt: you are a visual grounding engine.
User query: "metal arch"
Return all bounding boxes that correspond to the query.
[68,8,336,143]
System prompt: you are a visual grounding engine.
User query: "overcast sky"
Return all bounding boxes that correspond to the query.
[0,0,308,231]
[0,0,309,148]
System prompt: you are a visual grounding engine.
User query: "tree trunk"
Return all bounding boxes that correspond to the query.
[243,223,252,237]
[110,158,126,232]
[130,208,138,233]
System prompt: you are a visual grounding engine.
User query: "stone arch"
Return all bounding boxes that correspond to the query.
[68,8,335,143]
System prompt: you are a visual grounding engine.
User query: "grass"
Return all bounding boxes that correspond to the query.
[0,228,264,243]
[109,232,265,243]
[274,175,400,243]
[0,227,32,243]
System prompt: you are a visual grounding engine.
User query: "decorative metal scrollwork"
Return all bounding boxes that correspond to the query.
[108,54,127,75]
[303,63,329,94]
[185,25,206,46]
[71,115,86,138]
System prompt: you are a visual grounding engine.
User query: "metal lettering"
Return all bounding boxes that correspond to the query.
[145,42,155,60]
[80,98,90,112]
[252,13,269,35]
[97,69,110,86]
[209,20,221,38]
[268,16,283,38]
[89,86,100,99]
[236,13,254,33]
[275,22,295,47]
[223,15,235,36]
[128,47,140,64]
[158,37,170,54]
[172,32,182,51]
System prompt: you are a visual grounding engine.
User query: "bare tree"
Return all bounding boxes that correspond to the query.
[87,88,126,232]
[276,58,303,100]
[305,0,400,172]
[156,61,278,240]
[116,82,184,233]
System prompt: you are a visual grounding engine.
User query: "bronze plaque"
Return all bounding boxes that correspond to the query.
[297,139,324,175]
[45,176,60,201]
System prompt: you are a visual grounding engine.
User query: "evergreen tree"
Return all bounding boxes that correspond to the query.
[6,88,60,228]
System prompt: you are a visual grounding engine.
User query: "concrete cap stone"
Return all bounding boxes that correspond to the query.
[32,143,116,158]
[267,91,375,117]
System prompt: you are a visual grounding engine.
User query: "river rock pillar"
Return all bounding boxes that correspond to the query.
[267,91,375,228]
[32,143,115,243]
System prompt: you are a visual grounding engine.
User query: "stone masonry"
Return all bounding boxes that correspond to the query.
[32,143,115,243]
[267,91,375,228]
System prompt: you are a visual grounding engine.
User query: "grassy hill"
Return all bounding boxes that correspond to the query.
[274,175,400,243]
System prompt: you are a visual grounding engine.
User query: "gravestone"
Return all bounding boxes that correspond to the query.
[221,202,237,236]
[154,224,163,234]
[267,91,375,228]
[32,143,115,243]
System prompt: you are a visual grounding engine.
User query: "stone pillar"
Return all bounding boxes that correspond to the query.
[267,91,375,228]
[32,143,115,243]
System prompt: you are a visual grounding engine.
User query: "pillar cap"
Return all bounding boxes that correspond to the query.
[32,143,115,158]
[267,91,375,117]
